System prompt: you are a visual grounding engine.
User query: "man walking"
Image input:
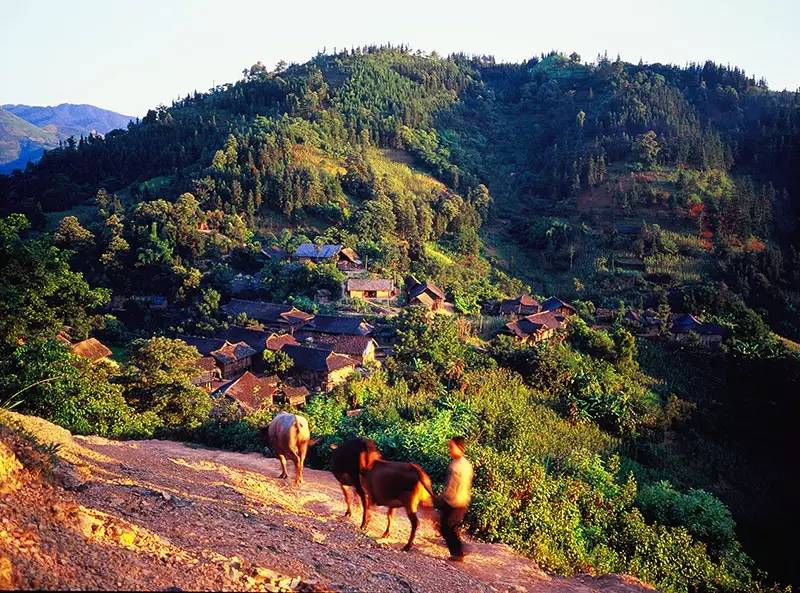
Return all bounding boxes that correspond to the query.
[437,436,473,562]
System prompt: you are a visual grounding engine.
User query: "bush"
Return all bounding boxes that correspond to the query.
[1,341,140,438]
[637,480,737,554]
[301,367,756,593]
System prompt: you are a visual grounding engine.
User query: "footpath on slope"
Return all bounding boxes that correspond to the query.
[0,413,656,593]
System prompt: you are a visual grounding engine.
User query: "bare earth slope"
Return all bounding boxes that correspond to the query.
[0,413,656,592]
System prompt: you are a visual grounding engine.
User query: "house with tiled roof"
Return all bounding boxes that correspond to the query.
[541,297,577,319]
[209,341,257,378]
[178,335,256,379]
[192,356,222,391]
[70,337,113,364]
[221,299,313,332]
[315,335,378,365]
[293,244,362,270]
[215,371,277,413]
[670,313,728,347]
[499,295,541,316]
[278,384,310,407]
[282,344,356,391]
[407,278,448,312]
[504,311,563,343]
[345,278,394,300]
[301,314,373,337]
[265,332,299,351]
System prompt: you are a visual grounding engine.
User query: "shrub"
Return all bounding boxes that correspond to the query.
[637,480,737,554]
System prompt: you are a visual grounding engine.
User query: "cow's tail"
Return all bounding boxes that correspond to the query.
[411,463,436,505]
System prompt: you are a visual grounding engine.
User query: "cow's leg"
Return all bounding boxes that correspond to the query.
[340,484,352,517]
[287,449,302,485]
[404,508,419,552]
[360,493,371,530]
[382,507,394,538]
[297,441,308,485]
[355,486,367,513]
[277,454,288,479]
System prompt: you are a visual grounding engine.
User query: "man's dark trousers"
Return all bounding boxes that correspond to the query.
[438,500,467,558]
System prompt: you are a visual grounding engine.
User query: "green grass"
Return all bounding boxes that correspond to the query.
[369,147,446,196]
[424,242,456,266]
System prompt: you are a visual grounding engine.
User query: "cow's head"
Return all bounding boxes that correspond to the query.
[358,440,381,472]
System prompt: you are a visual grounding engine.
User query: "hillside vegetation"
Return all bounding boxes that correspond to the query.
[0,47,798,592]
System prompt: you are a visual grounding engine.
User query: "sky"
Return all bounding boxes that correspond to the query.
[1,0,798,117]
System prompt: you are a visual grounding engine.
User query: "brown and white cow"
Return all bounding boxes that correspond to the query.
[357,445,435,551]
[263,412,313,485]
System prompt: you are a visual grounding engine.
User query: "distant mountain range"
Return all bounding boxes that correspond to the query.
[0,103,133,173]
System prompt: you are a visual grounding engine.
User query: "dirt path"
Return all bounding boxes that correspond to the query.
[1,413,656,592]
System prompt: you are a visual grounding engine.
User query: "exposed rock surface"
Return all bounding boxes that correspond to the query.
[0,413,657,592]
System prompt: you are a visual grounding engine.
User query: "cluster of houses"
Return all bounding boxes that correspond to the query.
[596,307,728,346]
[60,239,732,416]
[498,295,727,348]
[175,298,381,414]
[499,296,578,343]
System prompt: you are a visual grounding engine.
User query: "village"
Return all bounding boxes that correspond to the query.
[60,239,730,417]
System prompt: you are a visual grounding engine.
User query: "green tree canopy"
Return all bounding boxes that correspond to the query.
[0,214,109,349]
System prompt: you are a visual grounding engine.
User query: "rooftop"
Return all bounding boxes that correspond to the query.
[210,341,258,365]
[541,297,577,313]
[217,371,276,412]
[319,335,376,356]
[294,243,343,259]
[265,333,300,351]
[305,315,373,336]
[346,278,394,292]
[506,311,562,338]
[70,338,112,362]
[408,280,445,300]
[222,299,313,325]
[223,326,269,352]
[283,344,356,373]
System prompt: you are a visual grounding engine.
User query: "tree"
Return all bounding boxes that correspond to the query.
[54,216,95,251]
[633,131,661,166]
[262,349,293,375]
[0,340,136,437]
[390,306,468,390]
[0,214,109,349]
[123,337,211,430]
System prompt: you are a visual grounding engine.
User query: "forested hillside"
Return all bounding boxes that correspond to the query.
[1,47,798,592]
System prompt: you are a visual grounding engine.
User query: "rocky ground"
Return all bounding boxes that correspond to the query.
[0,412,657,592]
